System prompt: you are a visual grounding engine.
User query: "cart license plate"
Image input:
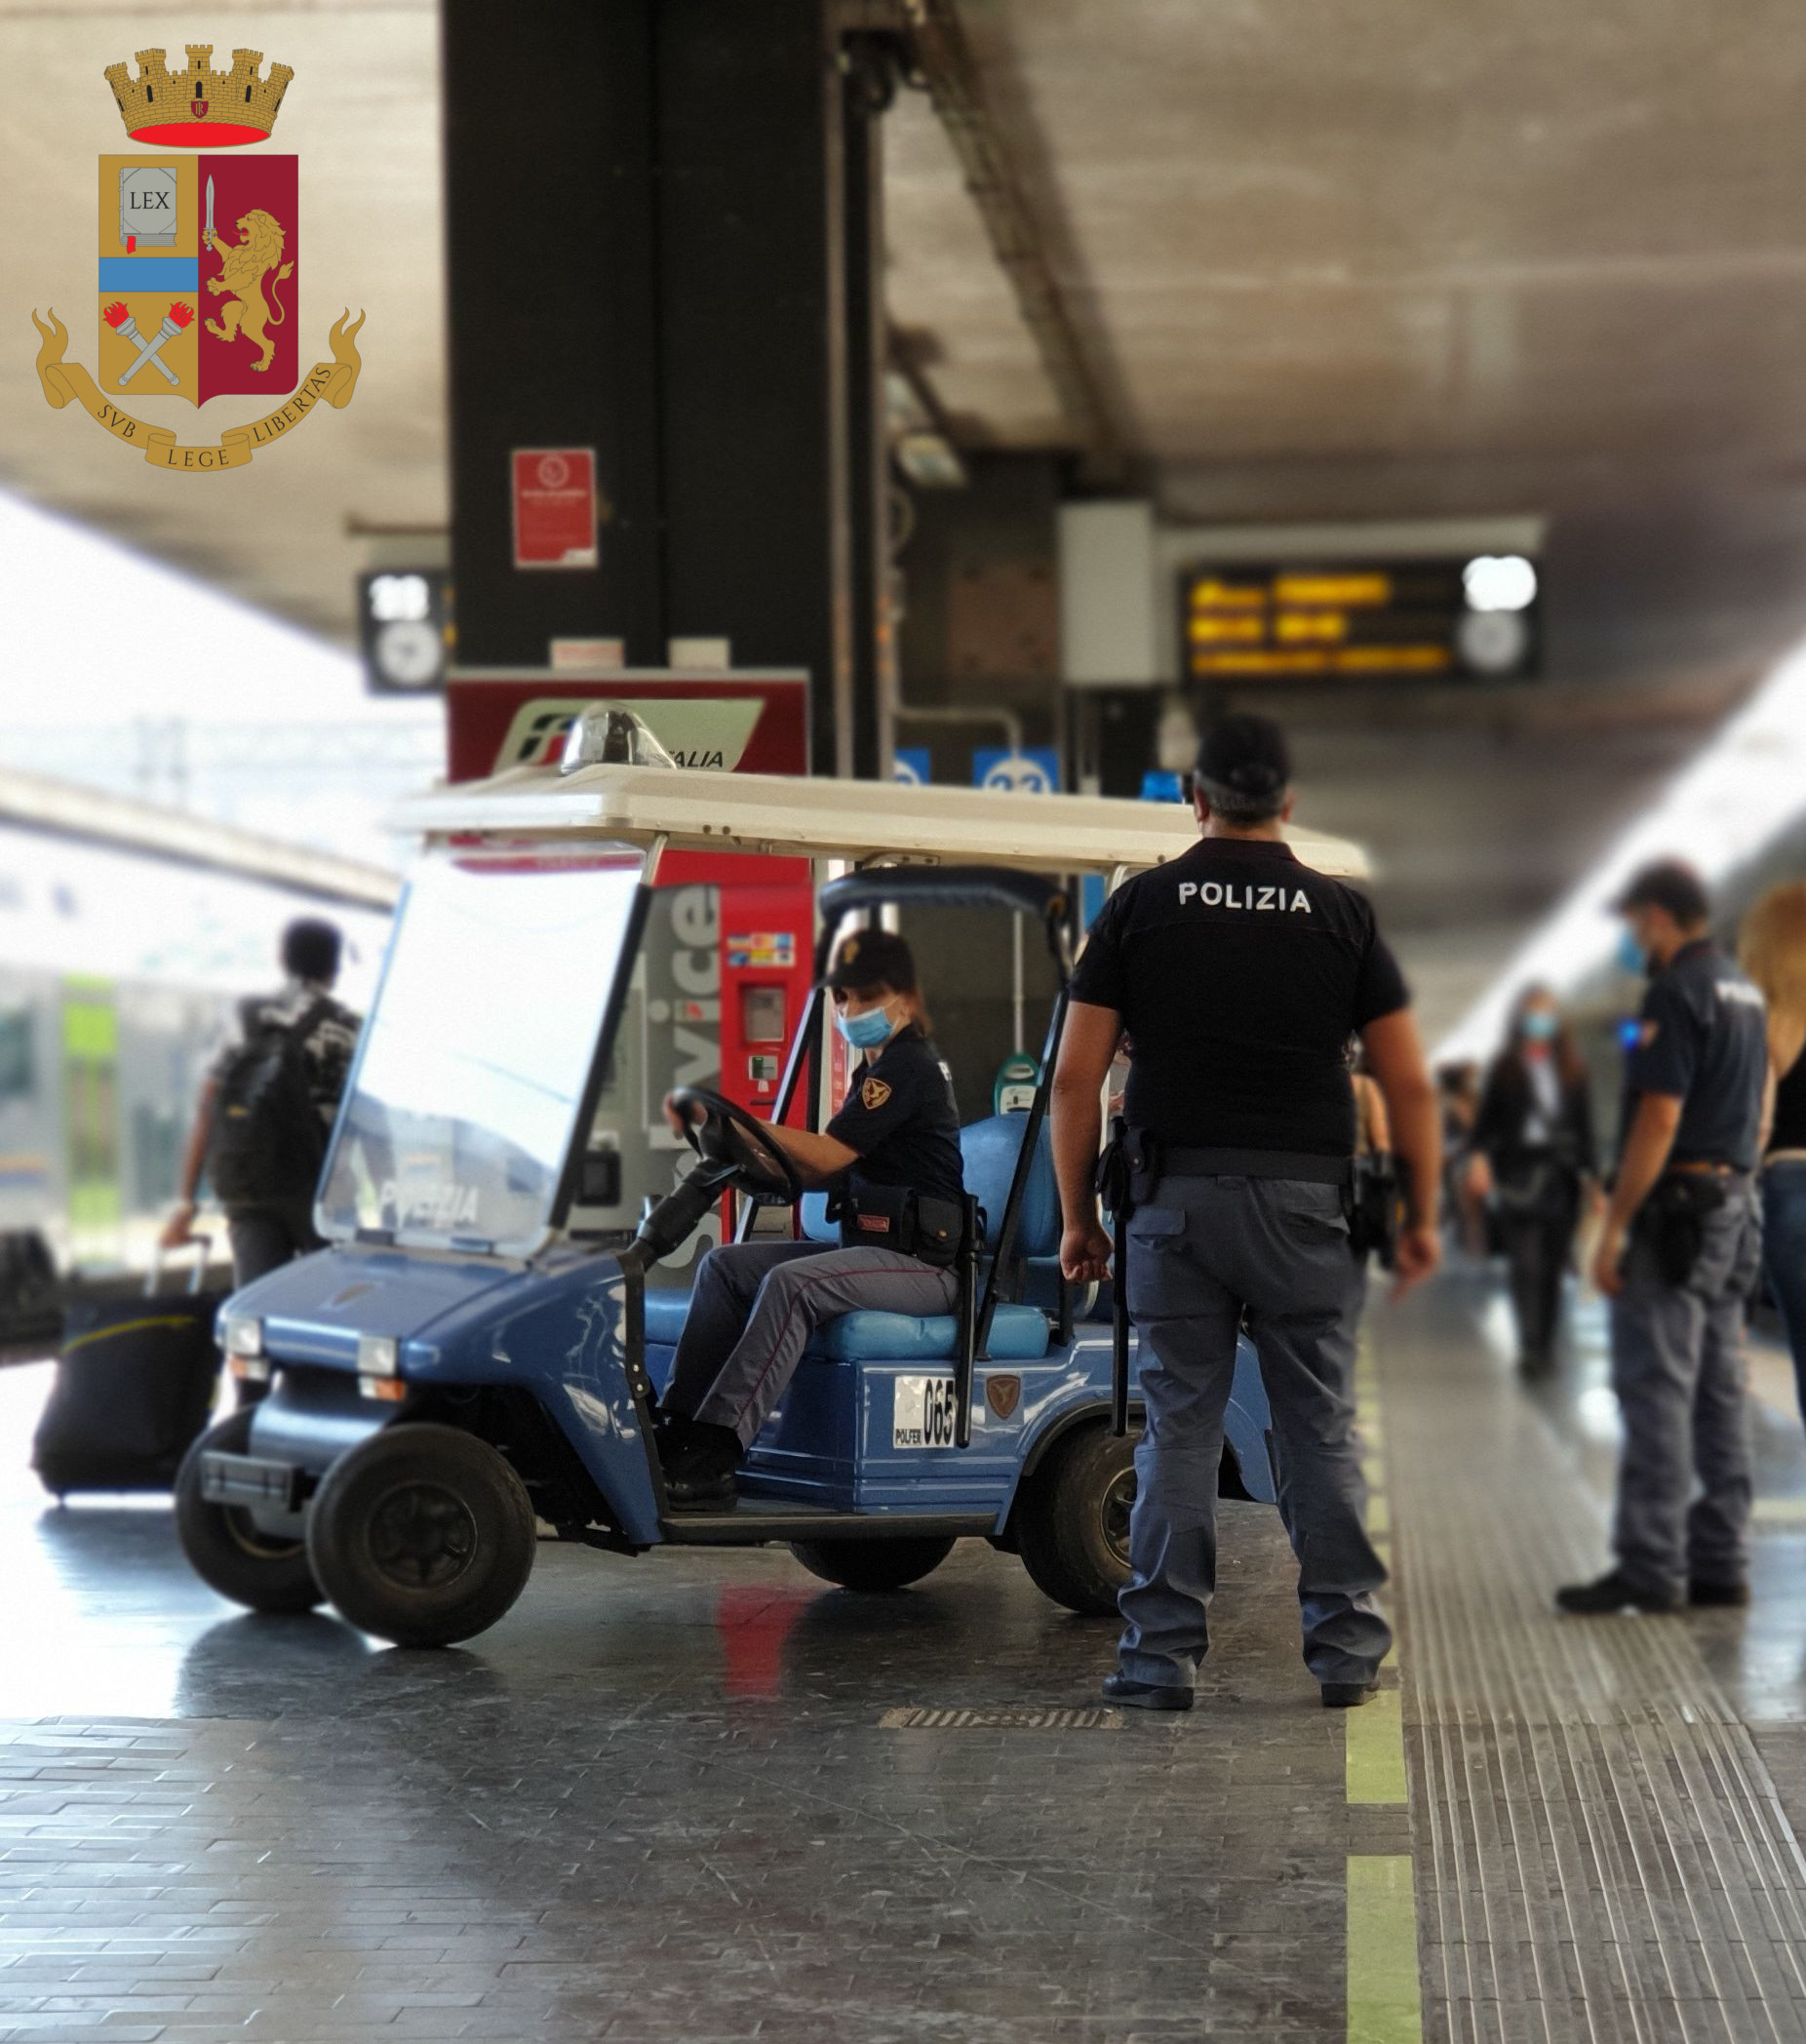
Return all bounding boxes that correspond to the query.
[893,1375,962,1449]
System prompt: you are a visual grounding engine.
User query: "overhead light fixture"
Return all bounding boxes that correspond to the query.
[1462,555,1538,613]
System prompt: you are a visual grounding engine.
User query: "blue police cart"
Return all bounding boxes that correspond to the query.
[175,721,1369,1646]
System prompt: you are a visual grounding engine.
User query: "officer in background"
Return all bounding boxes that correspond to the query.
[1557,860,1767,1614]
[1051,714,1442,1711]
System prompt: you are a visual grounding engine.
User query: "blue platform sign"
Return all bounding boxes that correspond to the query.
[972,748,1060,795]
[892,748,931,787]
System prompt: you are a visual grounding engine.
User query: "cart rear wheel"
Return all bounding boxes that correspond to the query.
[306,1423,535,1648]
[1016,1423,1138,1616]
[789,1535,957,1592]
[175,1409,324,1614]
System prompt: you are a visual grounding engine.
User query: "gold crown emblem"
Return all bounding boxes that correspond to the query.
[104,46,292,148]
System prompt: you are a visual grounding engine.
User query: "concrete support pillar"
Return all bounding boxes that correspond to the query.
[439,0,896,775]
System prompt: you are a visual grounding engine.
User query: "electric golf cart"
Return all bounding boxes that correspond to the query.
[175,721,1370,1647]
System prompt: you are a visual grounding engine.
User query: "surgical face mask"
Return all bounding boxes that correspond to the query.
[1616,928,1648,977]
[836,1001,897,1050]
[1520,1010,1558,1043]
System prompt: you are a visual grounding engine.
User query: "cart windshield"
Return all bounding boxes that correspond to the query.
[318,849,644,1256]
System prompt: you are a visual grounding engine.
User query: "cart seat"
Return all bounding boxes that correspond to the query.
[640,1287,1051,1361]
[644,1113,1063,1366]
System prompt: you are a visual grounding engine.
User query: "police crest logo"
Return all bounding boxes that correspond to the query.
[30,45,365,473]
[985,1374,1021,1422]
[861,1077,892,1111]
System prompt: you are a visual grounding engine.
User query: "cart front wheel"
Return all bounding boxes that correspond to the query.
[175,1408,323,1614]
[789,1535,957,1592]
[1016,1423,1138,1616]
[306,1423,535,1648]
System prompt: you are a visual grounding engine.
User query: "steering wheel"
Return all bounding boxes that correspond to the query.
[668,1086,805,1203]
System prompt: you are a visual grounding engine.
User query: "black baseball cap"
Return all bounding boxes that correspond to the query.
[1196,712,1292,798]
[826,928,919,993]
[1612,858,1710,927]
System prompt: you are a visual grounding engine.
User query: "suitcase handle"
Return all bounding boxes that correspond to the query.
[146,1233,214,1299]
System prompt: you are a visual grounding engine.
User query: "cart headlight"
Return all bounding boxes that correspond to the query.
[223,1315,262,1358]
[356,1333,400,1378]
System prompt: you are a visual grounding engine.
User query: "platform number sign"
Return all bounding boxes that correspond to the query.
[892,748,931,787]
[972,748,1060,795]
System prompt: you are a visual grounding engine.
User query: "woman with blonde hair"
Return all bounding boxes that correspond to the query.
[1742,882,1806,1413]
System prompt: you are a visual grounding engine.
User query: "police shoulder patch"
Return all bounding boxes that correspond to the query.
[861,1076,892,1111]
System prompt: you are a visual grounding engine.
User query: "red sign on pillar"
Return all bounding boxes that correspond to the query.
[510,447,598,569]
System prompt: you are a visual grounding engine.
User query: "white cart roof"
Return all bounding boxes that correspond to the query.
[391,763,1371,881]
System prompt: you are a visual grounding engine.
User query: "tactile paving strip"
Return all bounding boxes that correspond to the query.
[1381,1306,1806,2043]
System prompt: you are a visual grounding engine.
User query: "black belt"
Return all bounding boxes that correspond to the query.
[1151,1146,1352,1186]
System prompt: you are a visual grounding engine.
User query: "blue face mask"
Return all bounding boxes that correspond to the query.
[1616,929,1648,977]
[836,1002,896,1050]
[1520,1010,1558,1043]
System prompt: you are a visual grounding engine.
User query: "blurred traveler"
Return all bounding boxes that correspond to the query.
[1350,1040,1392,1158]
[161,918,361,1288]
[1052,712,1440,1713]
[1472,986,1597,1374]
[1740,883,1806,1419]
[1437,1062,1490,1254]
[1558,861,1766,1615]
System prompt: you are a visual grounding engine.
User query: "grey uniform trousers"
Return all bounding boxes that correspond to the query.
[663,1238,958,1448]
[1610,1185,1761,1598]
[1117,1173,1392,1690]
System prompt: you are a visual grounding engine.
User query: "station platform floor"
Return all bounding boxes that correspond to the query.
[3,1270,1806,2043]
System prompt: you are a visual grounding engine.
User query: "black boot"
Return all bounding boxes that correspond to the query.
[658,1420,742,1510]
[1554,1568,1681,1615]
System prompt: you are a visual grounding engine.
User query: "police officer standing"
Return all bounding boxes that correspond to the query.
[1051,714,1442,1710]
[1557,860,1767,1615]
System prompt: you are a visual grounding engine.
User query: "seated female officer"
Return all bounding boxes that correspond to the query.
[656,929,967,1506]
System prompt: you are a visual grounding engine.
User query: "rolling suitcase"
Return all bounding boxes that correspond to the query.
[32,1238,226,1499]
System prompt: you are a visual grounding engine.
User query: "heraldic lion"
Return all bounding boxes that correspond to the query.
[205,210,294,373]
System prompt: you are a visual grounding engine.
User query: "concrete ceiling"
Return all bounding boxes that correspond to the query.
[7,1,1806,1034]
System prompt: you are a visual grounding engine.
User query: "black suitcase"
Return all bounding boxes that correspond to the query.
[32,1239,226,1498]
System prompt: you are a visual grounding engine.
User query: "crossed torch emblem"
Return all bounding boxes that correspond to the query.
[103,298,195,387]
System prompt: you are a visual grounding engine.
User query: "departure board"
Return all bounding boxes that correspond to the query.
[1181,558,1539,684]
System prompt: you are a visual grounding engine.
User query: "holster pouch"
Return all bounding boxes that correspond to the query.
[839,1186,962,1269]
[1345,1153,1402,1270]
[1095,1117,1138,1222]
[1634,1172,1729,1286]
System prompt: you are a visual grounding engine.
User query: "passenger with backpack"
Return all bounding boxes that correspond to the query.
[160,919,362,1287]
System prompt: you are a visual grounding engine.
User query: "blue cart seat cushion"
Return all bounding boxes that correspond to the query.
[817,1301,1049,1363]
[642,1286,1049,1363]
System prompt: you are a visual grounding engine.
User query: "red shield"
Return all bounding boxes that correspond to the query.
[986,1375,1021,1421]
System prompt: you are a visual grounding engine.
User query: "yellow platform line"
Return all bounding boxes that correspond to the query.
[1347,1689,1407,1804]
[1753,1495,1806,1524]
[1348,1856,1423,2043]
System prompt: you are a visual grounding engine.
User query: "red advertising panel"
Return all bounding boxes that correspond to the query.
[510,448,598,569]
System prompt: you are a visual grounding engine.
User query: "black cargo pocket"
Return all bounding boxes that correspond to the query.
[1283,1184,1351,1241]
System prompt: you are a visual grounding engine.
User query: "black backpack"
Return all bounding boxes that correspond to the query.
[207,996,334,1203]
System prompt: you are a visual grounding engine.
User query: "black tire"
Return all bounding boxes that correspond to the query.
[1016,1423,1138,1616]
[306,1423,536,1648]
[174,1408,324,1614]
[788,1535,958,1592]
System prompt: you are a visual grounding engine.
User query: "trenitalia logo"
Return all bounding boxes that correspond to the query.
[1176,880,1314,913]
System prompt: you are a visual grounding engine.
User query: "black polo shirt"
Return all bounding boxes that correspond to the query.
[1620,939,1767,1170]
[1070,837,1409,1155]
[826,1024,965,1206]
